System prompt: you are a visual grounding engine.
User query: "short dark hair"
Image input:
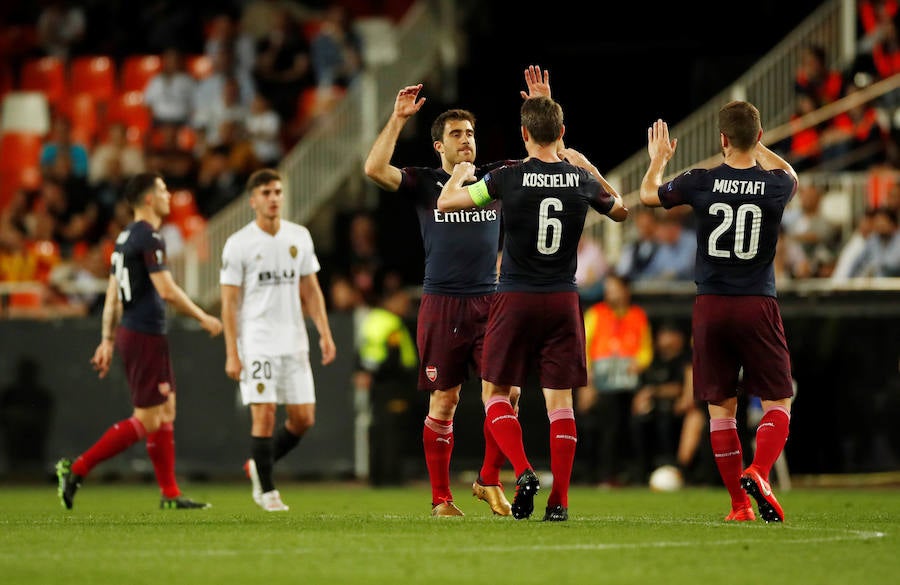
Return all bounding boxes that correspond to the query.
[431,109,475,143]
[123,172,162,208]
[521,96,563,145]
[246,168,282,193]
[719,100,761,151]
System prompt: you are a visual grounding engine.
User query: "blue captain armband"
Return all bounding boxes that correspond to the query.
[467,181,492,207]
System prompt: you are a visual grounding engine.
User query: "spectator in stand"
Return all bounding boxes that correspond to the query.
[36,0,86,60]
[615,205,659,281]
[819,79,889,170]
[204,12,257,82]
[241,0,316,42]
[195,141,248,217]
[640,213,696,282]
[780,93,823,172]
[774,227,813,283]
[193,75,249,153]
[576,273,653,486]
[832,207,877,283]
[144,125,197,191]
[246,93,283,167]
[194,48,257,116]
[848,206,900,277]
[782,184,840,277]
[575,233,608,306]
[143,47,197,130]
[252,9,315,126]
[630,320,695,484]
[89,123,147,186]
[40,116,90,179]
[43,153,99,249]
[92,157,131,237]
[794,44,845,108]
[310,3,364,90]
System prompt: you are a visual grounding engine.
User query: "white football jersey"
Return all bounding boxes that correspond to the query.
[220,220,320,355]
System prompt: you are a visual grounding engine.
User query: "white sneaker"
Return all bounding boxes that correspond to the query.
[260,489,289,512]
[243,458,263,505]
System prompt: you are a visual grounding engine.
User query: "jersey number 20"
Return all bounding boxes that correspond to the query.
[707,202,762,260]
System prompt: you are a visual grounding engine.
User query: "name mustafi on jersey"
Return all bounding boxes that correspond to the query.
[433,208,498,222]
[712,179,767,195]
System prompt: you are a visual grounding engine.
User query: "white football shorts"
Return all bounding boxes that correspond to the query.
[238,352,316,405]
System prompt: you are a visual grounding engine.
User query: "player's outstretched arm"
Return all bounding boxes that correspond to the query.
[560,147,628,222]
[640,119,677,208]
[364,84,426,191]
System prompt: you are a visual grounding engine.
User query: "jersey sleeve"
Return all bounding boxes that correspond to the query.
[219,236,243,286]
[298,228,321,276]
[142,229,167,273]
[658,168,702,209]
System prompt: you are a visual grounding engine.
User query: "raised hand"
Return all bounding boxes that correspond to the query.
[521,65,551,100]
[394,84,426,119]
[647,119,677,162]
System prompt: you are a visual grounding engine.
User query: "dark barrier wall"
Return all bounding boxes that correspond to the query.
[0,314,358,480]
[1,295,899,482]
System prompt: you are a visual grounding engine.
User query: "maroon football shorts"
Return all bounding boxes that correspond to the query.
[481,291,586,389]
[691,294,794,402]
[415,293,493,391]
[115,327,176,408]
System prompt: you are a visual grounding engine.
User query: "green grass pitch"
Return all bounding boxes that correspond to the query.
[1,481,896,585]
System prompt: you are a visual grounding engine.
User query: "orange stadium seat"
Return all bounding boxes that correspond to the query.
[168,189,199,224]
[70,55,117,103]
[0,132,43,208]
[0,132,43,171]
[121,54,162,93]
[186,54,213,80]
[66,92,101,147]
[20,56,67,107]
[107,91,151,144]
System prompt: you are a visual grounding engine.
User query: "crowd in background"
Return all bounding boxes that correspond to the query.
[0,0,377,316]
[0,0,899,323]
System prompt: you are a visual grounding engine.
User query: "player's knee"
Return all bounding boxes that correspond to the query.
[287,413,314,434]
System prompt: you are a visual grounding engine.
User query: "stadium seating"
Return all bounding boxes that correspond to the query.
[66,92,101,147]
[0,91,50,135]
[120,54,162,93]
[186,54,213,80]
[19,56,67,108]
[168,189,200,224]
[0,131,43,209]
[69,55,117,104]
[107,90,151,145]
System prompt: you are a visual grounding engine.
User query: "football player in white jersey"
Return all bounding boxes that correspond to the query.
[220,168,336,511]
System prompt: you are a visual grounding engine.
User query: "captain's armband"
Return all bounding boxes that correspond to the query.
[467,181,492,207]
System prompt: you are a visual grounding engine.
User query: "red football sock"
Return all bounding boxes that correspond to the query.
[709,418,750,509]
[484,396,531,476]
[478,412,507,485]
[750,406,791,481]
[547,408,577,508]
[422,416,453,504]
[71,416,146,477]
[147,422,180,499]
